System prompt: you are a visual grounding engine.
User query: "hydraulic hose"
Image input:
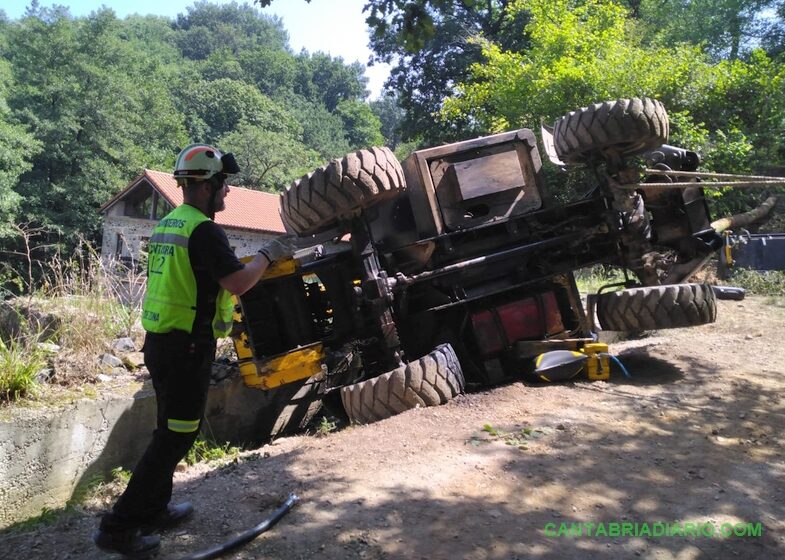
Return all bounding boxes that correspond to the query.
[607,354,631,378]
[176,493,300,560]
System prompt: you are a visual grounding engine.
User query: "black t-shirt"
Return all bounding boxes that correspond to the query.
[188,219,244,341]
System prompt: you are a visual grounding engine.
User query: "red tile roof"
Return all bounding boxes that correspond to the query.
[102,169,285,234]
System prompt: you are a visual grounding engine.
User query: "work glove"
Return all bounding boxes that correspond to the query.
[258,234,297,263]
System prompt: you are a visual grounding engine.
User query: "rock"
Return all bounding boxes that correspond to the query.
[96,374,112,383]
[211,361,237,382]
[0,298,62,341]
[122,352,145,369]
[35,368,54,383]
[111,337,136,353]
[37,342,61,354]
[99,353,124,369]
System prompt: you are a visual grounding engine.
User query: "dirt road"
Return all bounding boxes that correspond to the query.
[2,296,784,559]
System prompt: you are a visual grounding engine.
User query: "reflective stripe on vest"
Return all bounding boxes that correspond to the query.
[141,204,234,338]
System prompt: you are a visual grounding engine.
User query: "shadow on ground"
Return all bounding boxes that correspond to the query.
[1,313,783,560]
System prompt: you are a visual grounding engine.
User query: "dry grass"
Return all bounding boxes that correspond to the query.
[2,239,146,395]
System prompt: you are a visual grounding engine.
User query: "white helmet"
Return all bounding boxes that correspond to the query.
[173,143,240,181]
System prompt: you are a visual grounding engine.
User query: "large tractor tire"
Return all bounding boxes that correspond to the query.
[596,283,717,332]
[553,98,669,164]
[340,343,465,425]
[259,376,324,439]
[280,146,406,236]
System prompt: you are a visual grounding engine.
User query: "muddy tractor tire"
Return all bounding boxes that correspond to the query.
[280,146,406,236]
[340,343,465,425]
[596,283,717,332]
[254,376,323,441]
[553,98,669,164]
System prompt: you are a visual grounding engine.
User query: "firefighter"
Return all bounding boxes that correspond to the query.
[94,144,295,557]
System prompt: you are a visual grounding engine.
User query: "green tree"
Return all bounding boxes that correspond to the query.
[335,99,384,149]
[173,1,289,59]
[5,7,187,246]
[638,0,780,60]
[181,77,302,142]
[441,0,703,132]
[283,95,352,159]
[365,0,529,144]
[294,52,368,110]
[370,93,405,148]
[0,59,40,236]
[238,47,297,95]
[219,122,321,192]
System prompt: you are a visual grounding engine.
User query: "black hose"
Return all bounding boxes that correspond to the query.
[176,493,300,560]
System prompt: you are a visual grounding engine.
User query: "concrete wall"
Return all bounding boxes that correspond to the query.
[0,374,301,528]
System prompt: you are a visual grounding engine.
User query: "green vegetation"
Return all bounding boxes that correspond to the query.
[574,266,628,294]
[0,335,46,402]
[6,466,133,532]
[722,269,785,296]
[468,423,551,450]
[184,435,240,466]
[2,0,785,297]
[0,3,389,294]
[315,415,338,437]
[71,467,131,507]
[1,234,146,402]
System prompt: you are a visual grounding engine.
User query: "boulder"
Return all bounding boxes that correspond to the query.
[99,353,124,370]
[111,337,136,354]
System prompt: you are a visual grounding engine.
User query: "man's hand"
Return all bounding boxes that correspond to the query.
[258,234,297,263]
[221,235,297,295]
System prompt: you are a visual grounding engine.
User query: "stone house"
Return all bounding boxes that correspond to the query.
[99,169,285,265]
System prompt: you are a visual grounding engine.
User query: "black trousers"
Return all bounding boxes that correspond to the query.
[101,331,214,530]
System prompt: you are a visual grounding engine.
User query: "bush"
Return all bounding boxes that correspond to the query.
[184,436,240,466]
[723,269,785,296]
[0,336,46,402]
[574,265,628,294]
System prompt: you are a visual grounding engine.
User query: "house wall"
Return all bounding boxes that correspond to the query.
[101,215,277,264]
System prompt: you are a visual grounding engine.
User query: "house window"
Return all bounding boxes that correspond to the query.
[115,233,125,258]
[125,182,171,219]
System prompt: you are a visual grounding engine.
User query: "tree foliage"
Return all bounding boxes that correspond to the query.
[370,93,406,148]
[440,0,785,214]
[637,0,780,61]
[0,59,40,237]
[5,7,187,244]
[0,1,383,293]
[219,123,321,192]
[336,99,385,148]
[182,77,302,142]
[364,0,529,144]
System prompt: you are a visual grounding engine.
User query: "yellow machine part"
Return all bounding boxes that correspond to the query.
[231,255,324,390]
[238,254,297,279]
[238,341,324,390]
[581,342,610,381]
